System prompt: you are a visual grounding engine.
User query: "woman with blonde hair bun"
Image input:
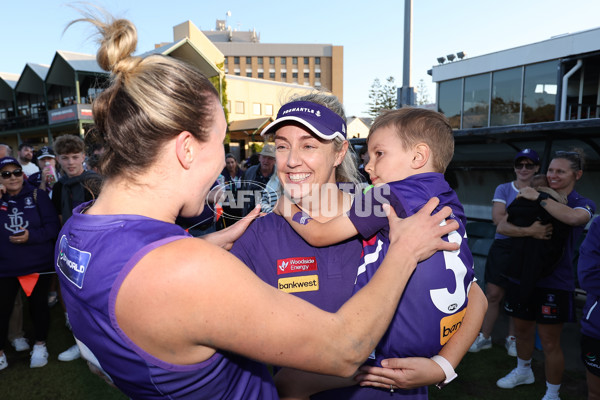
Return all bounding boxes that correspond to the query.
[56,10,460,399]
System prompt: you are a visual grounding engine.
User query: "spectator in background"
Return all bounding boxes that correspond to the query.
[497,149,595,400]
[0,144,12,158]
[0,157,60,370]
[469,149,549,357]
[357,144,371,184]
[218,153,244,229]
[240,144,276,215]
[578,216,600,400]
[51,134,102,362]
[17,144,40,177]
[28,146,59,194]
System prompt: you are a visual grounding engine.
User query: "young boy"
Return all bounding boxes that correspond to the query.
[277,108,475,399]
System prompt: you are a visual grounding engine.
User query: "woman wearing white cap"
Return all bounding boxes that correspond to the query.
[231,92,486,398]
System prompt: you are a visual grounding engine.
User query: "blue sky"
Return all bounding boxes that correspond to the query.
[2,0,600,117]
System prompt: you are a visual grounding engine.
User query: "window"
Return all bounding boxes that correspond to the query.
[246,56,252,64]
[491,67,522,126]
[234,56,240,64]
[281,72,287,79]
[315,72,321,78]
[281,57,286,65]
[258,72,264,78]
[246,72,252,77]
[265,104,273,116]
[292,57,298,65]
[226,101,231,112]
[315,57,321,65]
[269,57,275,65]
[523,60,558,124]
[304,57,309,64]
[438,79,462,129]
[463,73,490,129]
[269,72,275,79]
[235,101,245,114]
[304,72,309,78]
[224,58,228,65]
[257,57,263,65]
[253,103,261,115]
[293,72,298,78]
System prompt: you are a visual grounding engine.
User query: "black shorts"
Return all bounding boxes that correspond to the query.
[582,334,600,377]
[484,239,512,287]
[503,281,575,323]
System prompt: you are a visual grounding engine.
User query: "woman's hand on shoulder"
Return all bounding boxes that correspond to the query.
[201,205,260,250]
[386,197,459,264]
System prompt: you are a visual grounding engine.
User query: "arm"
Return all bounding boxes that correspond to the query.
[578,218,600,295]
[355,283,487,389]
[116,199,460,377]
[518,186,591,226]
[274,369,355,400]
[281,203,358,247]
[22,190,61,244]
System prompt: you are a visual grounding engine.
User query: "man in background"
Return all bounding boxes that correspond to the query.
[17,143,40,177]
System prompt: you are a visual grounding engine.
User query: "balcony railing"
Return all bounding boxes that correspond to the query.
[566,103,600,120]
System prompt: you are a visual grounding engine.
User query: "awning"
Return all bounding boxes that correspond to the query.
[228,117,272,137]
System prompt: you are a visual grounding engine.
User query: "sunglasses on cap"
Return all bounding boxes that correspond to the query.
[1,169,23,178]
[514,163,536,170]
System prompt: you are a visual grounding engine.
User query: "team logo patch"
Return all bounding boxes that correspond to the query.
[0,202,6,211]
[440,308,466,345]
[278,275,319,293]
[277,257,318,275]
[56,235,91,289]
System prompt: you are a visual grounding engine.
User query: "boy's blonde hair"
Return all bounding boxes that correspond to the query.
[368,108,454,173]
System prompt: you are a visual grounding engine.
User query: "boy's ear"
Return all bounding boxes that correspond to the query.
[175,131,195,169]
[412,143,430,169]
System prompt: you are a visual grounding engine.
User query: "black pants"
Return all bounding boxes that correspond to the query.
[0,274,50,351]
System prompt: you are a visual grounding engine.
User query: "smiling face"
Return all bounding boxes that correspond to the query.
[546,157,581,194]
[274,123,344,204]
[225,156,237,174]
[1,164,24,196]
[514,157,539,183]
[364,126,417,185]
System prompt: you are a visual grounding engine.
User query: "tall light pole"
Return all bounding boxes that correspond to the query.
[398,0,415,107]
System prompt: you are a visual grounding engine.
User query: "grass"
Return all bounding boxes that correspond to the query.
[3,299,587,399]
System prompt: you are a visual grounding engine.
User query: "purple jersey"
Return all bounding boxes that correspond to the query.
[347,173,474,399]
[55,202,277,400]
[231,212,362,312]
[536,190,595,291]
[579,217,600,339]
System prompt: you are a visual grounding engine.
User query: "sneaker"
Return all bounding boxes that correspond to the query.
[505,336,517,357]
[58,344,80,362]
[11,337,30,352]
[497,367,535,388]
[30,344,48,368]
[468,333,492,353]
[0,353,7,371]
[48,291,58,307]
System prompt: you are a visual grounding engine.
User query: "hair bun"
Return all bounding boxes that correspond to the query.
[96,18,138,73]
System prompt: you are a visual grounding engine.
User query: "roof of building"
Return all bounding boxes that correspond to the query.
[228,117,272,133]
[214,42,334,57]
[432,26,600,82]
[16,63,50,94]
[203,29,260,43]
[141,38,222,78]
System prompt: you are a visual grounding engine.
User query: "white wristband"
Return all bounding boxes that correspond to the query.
[431,355,458,389]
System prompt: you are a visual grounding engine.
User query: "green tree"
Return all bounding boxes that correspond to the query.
[416,78,431,105]
[366,76,397,118]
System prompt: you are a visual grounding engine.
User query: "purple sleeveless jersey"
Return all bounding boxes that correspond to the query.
[55,202,277,400]
[346,173,475,399]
